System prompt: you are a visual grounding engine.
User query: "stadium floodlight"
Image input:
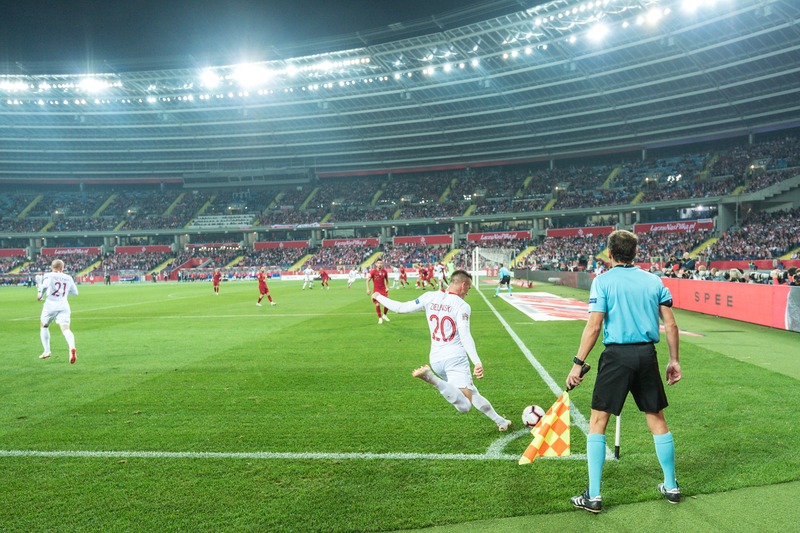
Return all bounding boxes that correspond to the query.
[200,69,221,89]
[231,63,271,88]
[646,7,664,25]
[1,80,29,92]
[587,22,609,42]
[78,77,108,93]
[682,0,700,11]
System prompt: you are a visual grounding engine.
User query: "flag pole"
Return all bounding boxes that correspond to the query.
[614,415,621,459]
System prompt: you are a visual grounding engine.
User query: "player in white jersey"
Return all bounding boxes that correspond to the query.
[433,262,447,290]
[37,259,79,364]
[372,269,510,430]
[302,266,315,290]
[34,271,44,290]
[391,266,400,289]
[347,267,361,289]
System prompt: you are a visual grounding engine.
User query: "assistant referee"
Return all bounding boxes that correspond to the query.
[566,229,682,513]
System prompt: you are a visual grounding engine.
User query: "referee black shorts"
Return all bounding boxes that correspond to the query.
[500,275,511,285]
[591,343,668,416]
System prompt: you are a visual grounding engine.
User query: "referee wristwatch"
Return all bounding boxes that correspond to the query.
[573,356,585,366]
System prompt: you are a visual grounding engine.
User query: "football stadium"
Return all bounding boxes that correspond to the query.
[2,0,800,530]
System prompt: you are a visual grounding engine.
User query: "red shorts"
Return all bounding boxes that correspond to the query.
[371,289,388,304]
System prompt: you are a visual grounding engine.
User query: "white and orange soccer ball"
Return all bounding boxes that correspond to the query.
[521,404,546,428]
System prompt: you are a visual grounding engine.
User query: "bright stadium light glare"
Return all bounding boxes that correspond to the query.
[587,23,609,42]
[646,7,664,24]
[79,77,108,93]
[200,69,220,88]
[1,80,30,92]
[232,64,271,87]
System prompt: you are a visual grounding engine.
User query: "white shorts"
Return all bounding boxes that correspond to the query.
[431,356,474,390]
[41,306,70,327]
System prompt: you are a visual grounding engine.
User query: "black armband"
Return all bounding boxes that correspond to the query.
[573,356,585,366]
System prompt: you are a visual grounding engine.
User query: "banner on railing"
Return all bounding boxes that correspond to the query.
[393,235,452,246]
[545,226,615,238]
[633,219,714,233]
[467,231,529,242]
[0,248,26,257]
[186,242,239,249]
[40,247,101,256]
[254,240,309,250]
[321,238,380,247]
[114,245,172,254]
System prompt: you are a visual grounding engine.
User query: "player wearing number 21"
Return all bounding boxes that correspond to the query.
[37,259,79,364]
[372,270,511,431]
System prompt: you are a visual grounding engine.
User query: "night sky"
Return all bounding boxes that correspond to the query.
[0,0,511,70]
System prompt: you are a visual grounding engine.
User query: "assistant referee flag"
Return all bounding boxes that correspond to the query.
[519,392,571,464]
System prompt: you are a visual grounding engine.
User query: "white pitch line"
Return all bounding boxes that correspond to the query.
[0,449,587,462]
[42,311,375,322]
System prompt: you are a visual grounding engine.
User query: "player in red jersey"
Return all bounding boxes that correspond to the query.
[256,267,276,307]
[426,264,437,289]
[399,265,408,288]
[320,270,331,290]
[212,268,222,295]
[416,263,428,289]
[366,259,391,324]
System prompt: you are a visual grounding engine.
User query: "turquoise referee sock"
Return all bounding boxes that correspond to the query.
[654,432,677,489]
[587,433,606,498]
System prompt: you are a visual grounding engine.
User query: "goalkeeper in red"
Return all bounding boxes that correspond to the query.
[372,269,511,430]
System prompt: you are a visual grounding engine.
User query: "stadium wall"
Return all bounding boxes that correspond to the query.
[515,269,800,333]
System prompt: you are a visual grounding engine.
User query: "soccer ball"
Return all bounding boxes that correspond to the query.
[521,404,546,428]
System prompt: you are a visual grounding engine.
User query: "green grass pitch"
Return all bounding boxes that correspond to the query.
[1,279,798,531]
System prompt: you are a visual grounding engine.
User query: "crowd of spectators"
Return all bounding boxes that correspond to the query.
[706,208,799,260]
[525,234,610,270]
[311,177,382,209]
[0,254,27,274]
[635,230,712,263]
[397,200,465,219]
[306,245,375,270]
[92,252,174,274]
[380,244,450,268]
[0,217,44,233]
[27,192,108,217]
[18,253,102,275]
[238,247,308,269]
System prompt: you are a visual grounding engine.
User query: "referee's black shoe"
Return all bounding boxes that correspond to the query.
[571,489,602,513]
[658,482,681,503]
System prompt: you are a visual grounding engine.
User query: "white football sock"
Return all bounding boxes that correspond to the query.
[62,329,75,350]
[471,391,507,425]
[430,376,471,413]
[40,327,51,353]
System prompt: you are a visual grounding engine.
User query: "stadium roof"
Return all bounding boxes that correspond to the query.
[1,0,799,183]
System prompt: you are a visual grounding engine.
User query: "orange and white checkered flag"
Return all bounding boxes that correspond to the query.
[518,392,571,464]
